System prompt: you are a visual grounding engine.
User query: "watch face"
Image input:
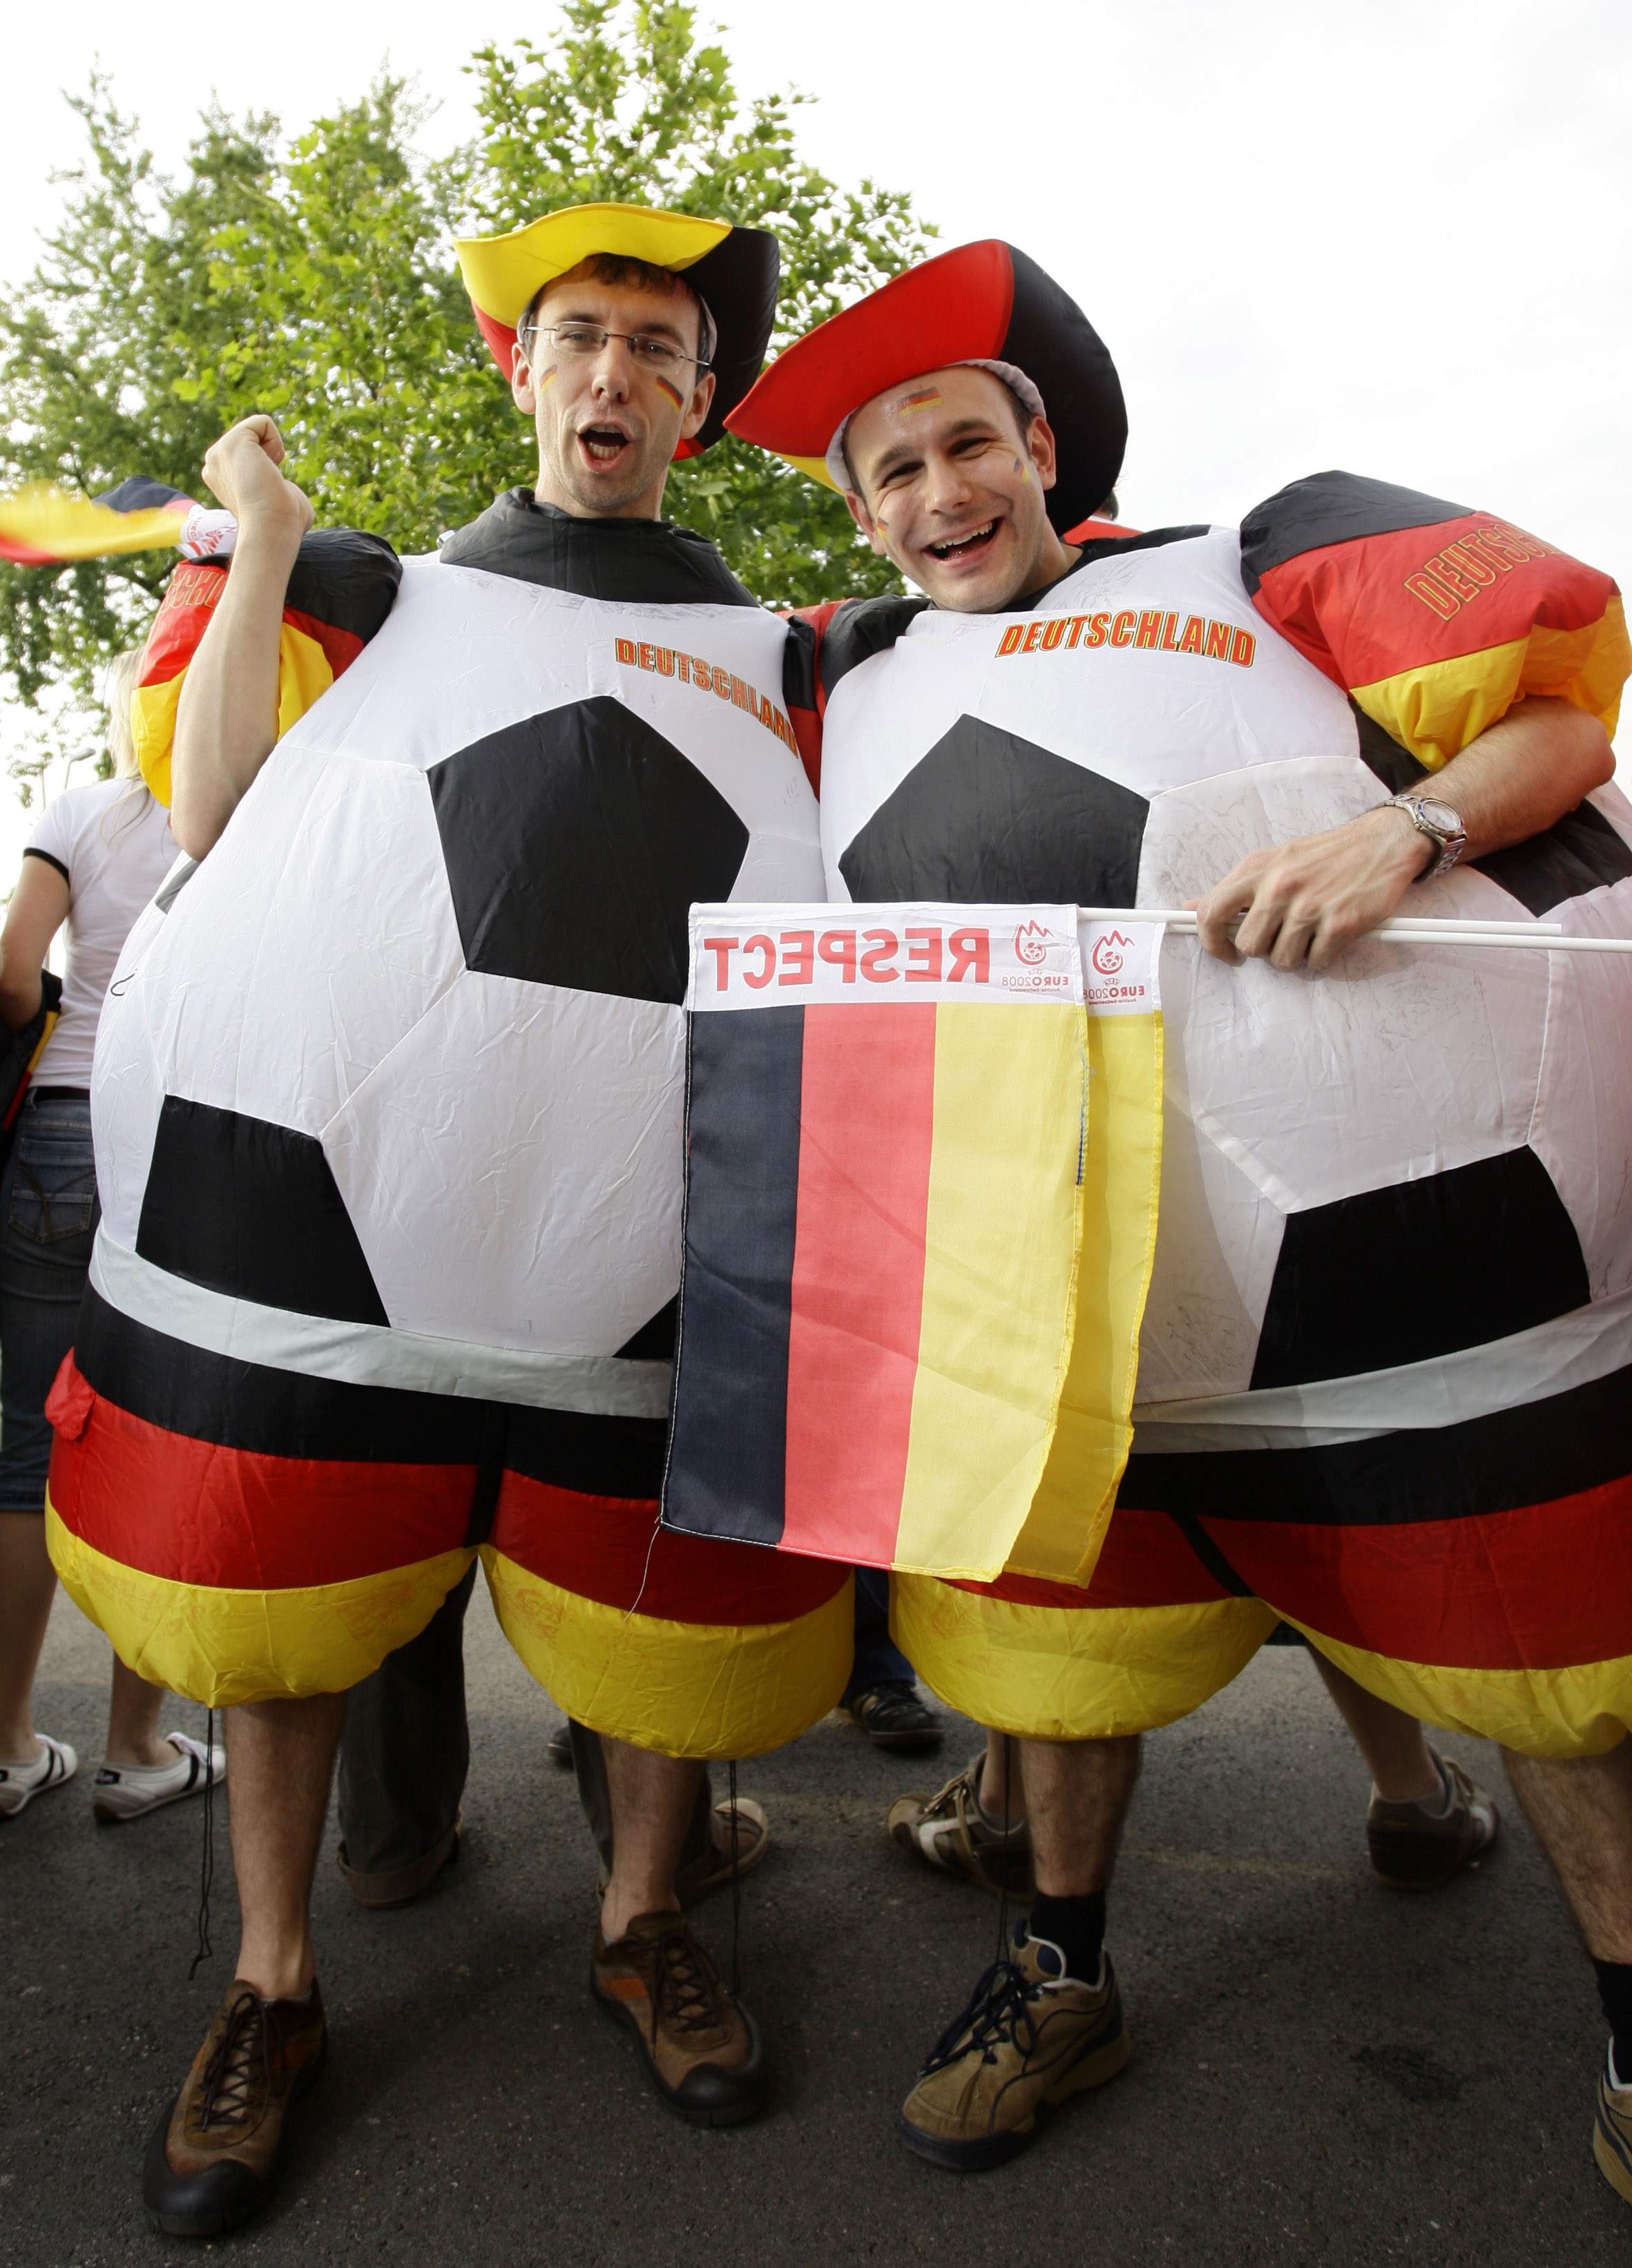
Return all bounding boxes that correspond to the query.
[1415,796,1462,834]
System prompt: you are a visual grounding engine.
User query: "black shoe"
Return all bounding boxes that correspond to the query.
[546,1720,574,1769]
[845,1681,943,1753]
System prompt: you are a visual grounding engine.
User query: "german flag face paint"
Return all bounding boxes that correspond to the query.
[727,239,1126,532]
[653,372,684,412]
[454,201,780,461]
[843,366,1060,614]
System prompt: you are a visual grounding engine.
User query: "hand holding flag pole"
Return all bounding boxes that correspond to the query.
[1080,908,1632,954]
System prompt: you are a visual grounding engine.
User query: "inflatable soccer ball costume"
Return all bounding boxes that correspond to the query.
[729,241,1632,1758]
[46,206,851,1753]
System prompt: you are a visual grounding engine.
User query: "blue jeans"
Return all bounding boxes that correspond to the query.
[0,1092,97,1511]
[841,1567,916,1705]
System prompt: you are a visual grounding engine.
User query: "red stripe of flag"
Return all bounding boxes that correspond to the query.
[780,1001,937,1564]
[955,1503,1236,1610]
[49,1368,474,1588]
[490,1470,847,1623]
[137,562,226,686]
[283,602,364,682]
[1208,1474,1632,1671]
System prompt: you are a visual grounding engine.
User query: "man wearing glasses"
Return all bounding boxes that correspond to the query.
[55,205,851,2237]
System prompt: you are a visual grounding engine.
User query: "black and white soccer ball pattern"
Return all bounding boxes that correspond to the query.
[93,559,821,1389]
[820,526,1632,1426]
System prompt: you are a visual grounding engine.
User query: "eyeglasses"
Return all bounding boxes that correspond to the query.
[523,321,709,376]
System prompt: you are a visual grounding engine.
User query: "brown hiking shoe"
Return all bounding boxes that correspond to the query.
[599,1797,771,1906]
[887,1753,1033,1896]
[901,1921,1130,2171]
[1365,1753,1499,1890]
[591,1912,767,2127]
[143,1979,327,2238]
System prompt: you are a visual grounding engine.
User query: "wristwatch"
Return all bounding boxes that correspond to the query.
[1384,792,1468,878]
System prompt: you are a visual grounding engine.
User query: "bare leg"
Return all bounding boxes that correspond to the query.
[0,1512,57,1758]
[1309,1651,1440,1804]
[226,1693,345,1999]
[104,1654,174,1769]
[981,1726,1024,1823]
[1021,1735,1143,1896]
[599,1735,706,1939]
[1504,1741,1632,1962]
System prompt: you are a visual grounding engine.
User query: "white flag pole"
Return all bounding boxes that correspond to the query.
[1078,909,1632,954]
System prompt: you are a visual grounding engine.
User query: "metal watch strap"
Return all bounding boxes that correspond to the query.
[1386,793,1466,878]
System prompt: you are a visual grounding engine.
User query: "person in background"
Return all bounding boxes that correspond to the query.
[840,1572,941,1752]
[0,651,224,1822]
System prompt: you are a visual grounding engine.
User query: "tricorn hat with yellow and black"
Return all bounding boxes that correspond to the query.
[725,240,1125,530]
[454,202,780,460]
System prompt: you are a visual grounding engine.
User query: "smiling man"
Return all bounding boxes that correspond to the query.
[730,240,1632,2195]
[48,204,852,2236]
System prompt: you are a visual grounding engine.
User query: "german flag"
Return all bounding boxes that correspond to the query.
[130,527,401,803]
[1242,472,1628,767]
[0,475,193,565]
[47,1288,850,1748]
[665,904,1103,1580]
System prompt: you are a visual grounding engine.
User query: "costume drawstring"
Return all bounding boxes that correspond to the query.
[189,1706,216,1981]
[995,1732,1015,1963]
[727,1758,742,1999]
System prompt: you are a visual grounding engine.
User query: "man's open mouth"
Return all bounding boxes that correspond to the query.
[925,520,999,563]
[577,424,633,464]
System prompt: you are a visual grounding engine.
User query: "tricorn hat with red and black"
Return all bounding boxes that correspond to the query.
[454,202,780,460]
[725,240,1125,530]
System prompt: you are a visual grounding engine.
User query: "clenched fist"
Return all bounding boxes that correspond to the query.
[200,416,314,548]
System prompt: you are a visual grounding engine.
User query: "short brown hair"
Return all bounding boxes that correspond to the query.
[520,254,716,367]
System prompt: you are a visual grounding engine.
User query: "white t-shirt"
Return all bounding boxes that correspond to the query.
[24,780,177,1089]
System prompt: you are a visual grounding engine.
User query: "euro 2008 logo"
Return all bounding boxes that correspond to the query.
[1091,929,1133,977]
[1014,921,1050,966]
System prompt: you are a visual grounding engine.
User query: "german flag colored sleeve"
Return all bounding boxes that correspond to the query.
[1240,472,1629,769]
[132,527,402,805]
[780,604,841,794]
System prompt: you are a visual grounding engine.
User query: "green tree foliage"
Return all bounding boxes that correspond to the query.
[0,2,934,785]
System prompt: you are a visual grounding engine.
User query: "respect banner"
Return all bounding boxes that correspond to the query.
[662,904,1165,1584]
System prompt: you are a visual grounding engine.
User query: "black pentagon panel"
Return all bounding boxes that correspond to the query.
[1469,801,1632,918]
[838,715,1149,907]
[137,1097,390,1327]
[429,695,749,1004]
[616,1296,678,1361]
[1251,1145,1589,1392]
[1350,698,1427,795]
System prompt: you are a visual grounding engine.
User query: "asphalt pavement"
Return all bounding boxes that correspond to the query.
[4,1582,1624,2267]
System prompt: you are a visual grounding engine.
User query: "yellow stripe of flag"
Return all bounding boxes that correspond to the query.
[1005,1001,1166,1584]
[892,998,1086,1578]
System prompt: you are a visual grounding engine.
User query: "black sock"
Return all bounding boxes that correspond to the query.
[1025,1891,1106,1983]
[1594,1959,1632,2082]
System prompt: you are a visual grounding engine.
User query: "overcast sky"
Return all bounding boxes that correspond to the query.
[3,0,1628,854]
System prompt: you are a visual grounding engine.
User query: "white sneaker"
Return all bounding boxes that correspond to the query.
[0,1733,78,1818]
[91,1731,224,1823]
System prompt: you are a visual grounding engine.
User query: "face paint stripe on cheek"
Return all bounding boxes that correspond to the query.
[654,374,684,411]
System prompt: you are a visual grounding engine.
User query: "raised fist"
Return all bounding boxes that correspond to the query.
[200,416,314,545]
